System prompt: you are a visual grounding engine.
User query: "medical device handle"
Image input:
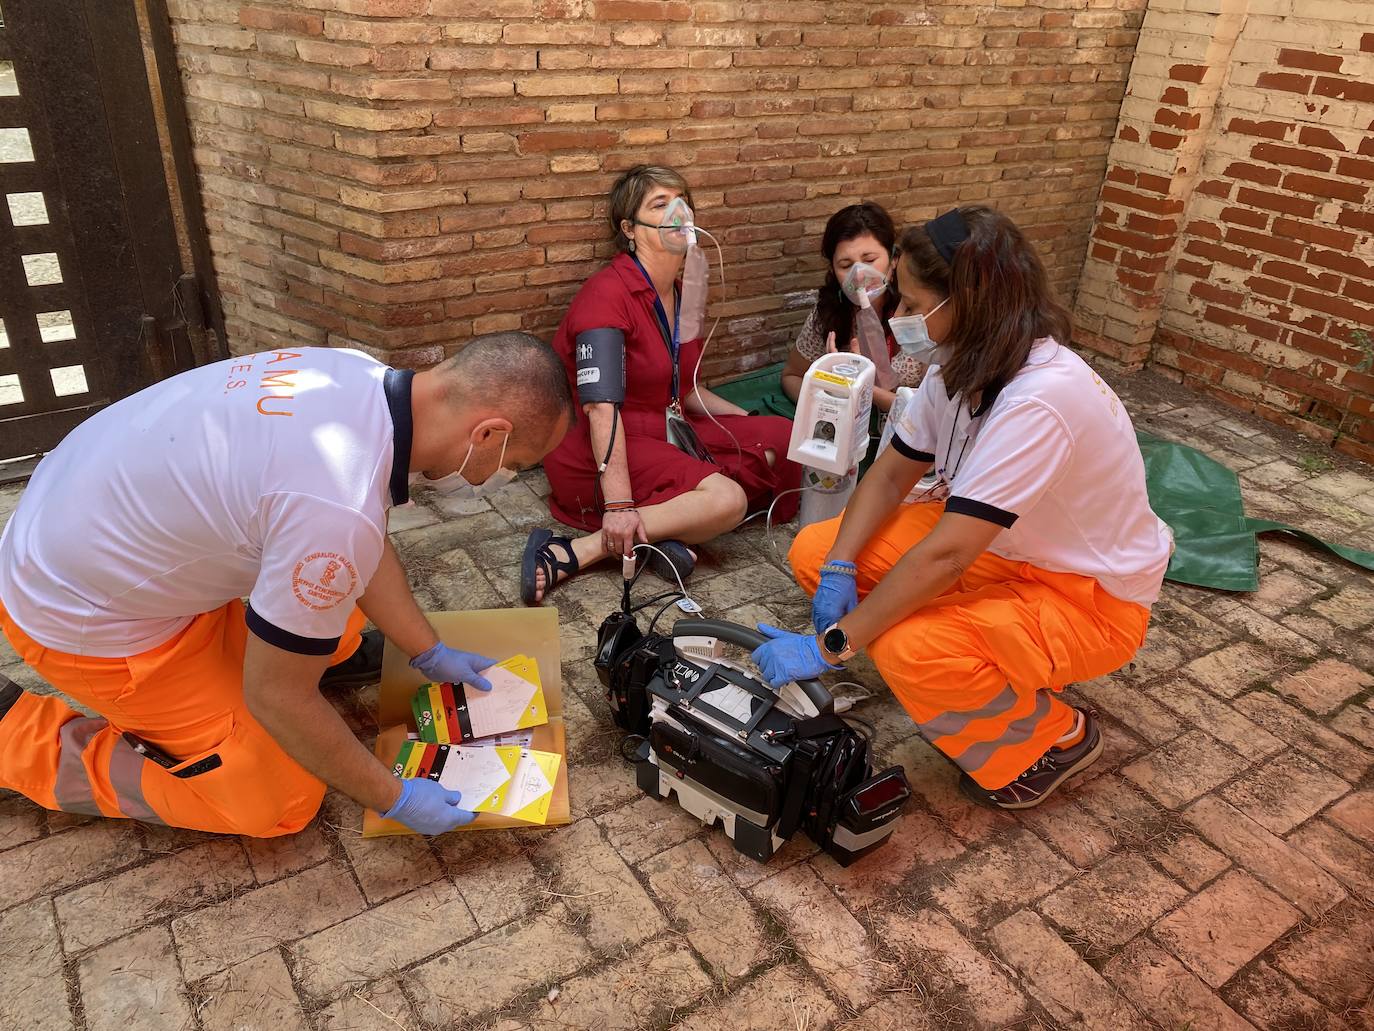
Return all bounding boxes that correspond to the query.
[673,618,834,715]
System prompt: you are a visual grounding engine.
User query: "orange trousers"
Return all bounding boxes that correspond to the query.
[0,598,363,837]
[791,503,1150,789]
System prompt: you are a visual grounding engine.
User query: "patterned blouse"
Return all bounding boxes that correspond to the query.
[793,306,928,389]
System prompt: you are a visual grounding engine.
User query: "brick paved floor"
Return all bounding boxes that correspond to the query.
[1,368,1372,1030]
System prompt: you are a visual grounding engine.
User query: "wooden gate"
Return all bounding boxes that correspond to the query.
[0,0,224,467]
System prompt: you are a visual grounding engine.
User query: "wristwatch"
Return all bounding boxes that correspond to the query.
[822,624,857,663]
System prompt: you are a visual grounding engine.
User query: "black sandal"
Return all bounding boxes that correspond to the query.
[521,528,579,606]
[640,539,696,583]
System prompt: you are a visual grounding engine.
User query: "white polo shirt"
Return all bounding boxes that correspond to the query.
[0,347,414,657]
[892,338,1172,606]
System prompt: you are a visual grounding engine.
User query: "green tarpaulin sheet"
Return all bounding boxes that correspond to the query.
[713,362,1374,592]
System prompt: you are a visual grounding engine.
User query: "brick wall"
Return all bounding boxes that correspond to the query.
[1075,0,1374,465]
[167,0,1145,380]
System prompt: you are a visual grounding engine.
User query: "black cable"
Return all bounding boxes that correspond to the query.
[630,590,682,615]
[647,594,686,635]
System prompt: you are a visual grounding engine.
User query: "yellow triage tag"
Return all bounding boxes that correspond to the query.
[471,654,549,735]
[400,741,425,779]
[427,683,449,742]
[495,749,562,825]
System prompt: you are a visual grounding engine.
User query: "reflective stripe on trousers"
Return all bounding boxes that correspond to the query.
[53,715,163,823]
[919,688,1056,778]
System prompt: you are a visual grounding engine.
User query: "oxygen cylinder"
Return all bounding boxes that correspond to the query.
[798,465,855,527]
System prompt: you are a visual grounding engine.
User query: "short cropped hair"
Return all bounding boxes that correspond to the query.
[436,331,573,444]
[607,164,695,253]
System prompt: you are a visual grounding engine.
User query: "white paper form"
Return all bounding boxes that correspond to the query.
[465,662,539,739]
[435,745,520,812]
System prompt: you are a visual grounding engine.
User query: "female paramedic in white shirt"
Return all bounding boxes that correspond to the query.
[752,206,1173,811]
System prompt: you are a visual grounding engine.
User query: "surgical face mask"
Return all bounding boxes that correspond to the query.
[413,432,515,499]
[889,298,950,365]
[839,261,888,307]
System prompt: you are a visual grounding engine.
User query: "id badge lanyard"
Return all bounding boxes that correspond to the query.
[631,254,683,414]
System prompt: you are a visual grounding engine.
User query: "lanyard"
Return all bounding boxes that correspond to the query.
[939,381,1004,483]
[630,254,682,403]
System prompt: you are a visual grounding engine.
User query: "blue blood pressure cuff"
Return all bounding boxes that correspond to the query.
[574,328,626,405]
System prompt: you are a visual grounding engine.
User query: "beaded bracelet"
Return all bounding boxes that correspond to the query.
[819,561,858,577]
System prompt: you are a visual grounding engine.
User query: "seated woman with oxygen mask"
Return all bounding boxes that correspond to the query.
[780,201,927,415]
[752,206,1173,810]
[524,165,802,604]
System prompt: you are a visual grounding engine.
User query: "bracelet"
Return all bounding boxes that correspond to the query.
[819,561,858,577]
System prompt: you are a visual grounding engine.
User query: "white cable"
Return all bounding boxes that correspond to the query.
[686,227,745,467]
[762,485,807,567]
[828,680,877,702]
[632,542,698,612]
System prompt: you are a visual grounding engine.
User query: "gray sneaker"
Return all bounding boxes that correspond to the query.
[959,708,1102,810]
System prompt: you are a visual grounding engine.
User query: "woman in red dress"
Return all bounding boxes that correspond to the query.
[523,165,801,603]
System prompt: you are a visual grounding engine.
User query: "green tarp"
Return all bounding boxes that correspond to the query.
[1134,431,1374,591]
[713,362,1374,592]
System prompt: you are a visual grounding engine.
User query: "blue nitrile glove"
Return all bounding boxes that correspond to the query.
[750,623,838,689]
[410,642,496,691]
[382,777,477,835]
[812,560,859,634]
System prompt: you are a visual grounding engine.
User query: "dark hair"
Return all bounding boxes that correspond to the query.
[439,331,574,440]
[896,206,1071,399]
[607,165,694,253]
[814,202,897,348]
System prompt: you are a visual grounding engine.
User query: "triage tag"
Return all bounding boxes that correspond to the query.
[494,748,561,825]
[427,682,450,743]
[401,740,426,779]
[436,745,522,812]
[412,689,438,744]
[461,656,547,739]
[412,655,549,743]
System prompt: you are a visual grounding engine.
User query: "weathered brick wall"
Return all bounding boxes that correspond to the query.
[167,0,1145,380]
[1075,0,1374,465]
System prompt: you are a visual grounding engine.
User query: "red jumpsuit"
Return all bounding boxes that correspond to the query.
[545,252,802,529]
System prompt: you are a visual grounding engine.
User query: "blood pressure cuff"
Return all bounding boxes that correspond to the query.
[574,328,626,405]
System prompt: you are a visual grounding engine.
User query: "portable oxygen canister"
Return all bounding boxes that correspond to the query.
[787,352,875,477]
[789,353,875,528]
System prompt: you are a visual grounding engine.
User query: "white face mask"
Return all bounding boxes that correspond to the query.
[889,298,950,365]
[839,261,888,307]
[412,432,515,499]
